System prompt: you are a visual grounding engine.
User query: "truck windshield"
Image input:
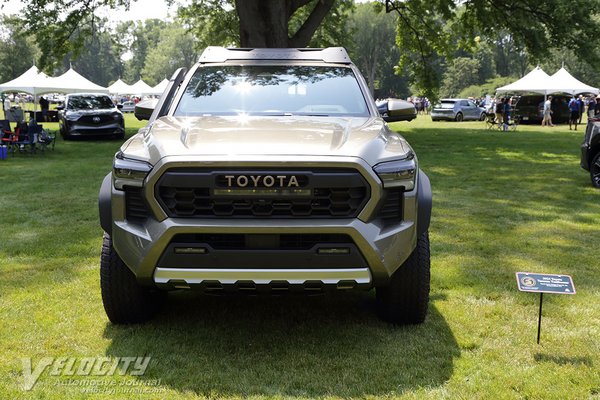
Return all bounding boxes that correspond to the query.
[174,65,370,117]
[67,95,114,110]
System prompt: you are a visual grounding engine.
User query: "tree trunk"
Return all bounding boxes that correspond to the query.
[235,0,335,48]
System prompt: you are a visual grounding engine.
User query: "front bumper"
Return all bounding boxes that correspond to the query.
[109,156,421,289]
[64,120,124,136]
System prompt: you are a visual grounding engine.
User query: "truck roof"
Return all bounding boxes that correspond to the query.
[198,46,351,64]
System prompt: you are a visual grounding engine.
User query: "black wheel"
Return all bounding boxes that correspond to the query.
[591,152,600,188]
[455,112,463,122]
[376,231,430,324]
[60,125,72,140]
[479,112,486,121]
[100,233,165,324]
[115,132,125,140]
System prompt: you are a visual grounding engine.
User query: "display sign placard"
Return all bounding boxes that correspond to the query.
[516,272,575,294]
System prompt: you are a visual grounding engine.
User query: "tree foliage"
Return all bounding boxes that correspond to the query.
[387,0,600,99]
[141,23,197,86]
[178,0,353,50]
[0,16,39,82]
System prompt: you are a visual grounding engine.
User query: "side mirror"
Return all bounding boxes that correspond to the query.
[381,99,417,122]
[116,104,123,110]
[134,99,158,121]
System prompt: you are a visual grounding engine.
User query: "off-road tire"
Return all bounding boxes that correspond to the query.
[591,152,600,188]
[455,112,464,122]
[376,231,430,324]
[100,233,165,324]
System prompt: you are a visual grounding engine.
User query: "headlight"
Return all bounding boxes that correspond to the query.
[113,151,153,190]
[65,112,81,121]
[113,113,122,120]
[373,155,417,191]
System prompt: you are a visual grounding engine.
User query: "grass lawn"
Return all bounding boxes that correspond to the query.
[0,114,599,399]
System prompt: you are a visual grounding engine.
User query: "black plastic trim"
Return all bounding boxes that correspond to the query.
[98,173,112,234]
[417,169,432,235]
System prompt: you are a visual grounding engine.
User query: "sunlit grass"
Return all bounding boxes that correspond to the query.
[0,114,599,399]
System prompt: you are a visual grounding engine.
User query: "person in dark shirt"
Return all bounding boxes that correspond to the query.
[577,95,585,124]
[39,96,49,122]
[568,96,579,130]
[588,96,597,118]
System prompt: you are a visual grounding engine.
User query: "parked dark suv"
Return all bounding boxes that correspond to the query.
[513,94,570,124]
[581,117,600,187]
[58,93,125,139]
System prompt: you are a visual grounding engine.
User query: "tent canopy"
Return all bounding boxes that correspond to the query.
[129,79,154,95]
[150,78,169,96]
[0,66,108,95]
[0,65,52,95]
[545,68,599,95]
[496,67,550,95]
[497,66,599,95]
[44,68,108,94]
[108,79,135,94]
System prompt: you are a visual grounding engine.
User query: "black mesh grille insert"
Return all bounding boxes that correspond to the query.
[78,114,115,124]
[125,187,150,223]
[155,168,370,218]
[170,233,355,250]
[376,187,403,224]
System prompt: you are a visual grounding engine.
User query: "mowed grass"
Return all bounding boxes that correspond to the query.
[0,114,599,399]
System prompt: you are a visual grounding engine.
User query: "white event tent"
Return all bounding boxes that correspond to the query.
[545,68,599,95]
[150,79,169,96]
[0,66,108,96]
[130,79,155,96]
[107,79,134,95]
[0,65,54,95]
[496,67,551,95]
[496,66,599,96]
[45,68,108,94]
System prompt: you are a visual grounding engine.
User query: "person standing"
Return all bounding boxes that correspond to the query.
[596,95,600,116]
[577,95,585,124]
[39,96,49,122]
[3,95,11,119]
[588,95,597,118]
[568,96,579,130]
[502,97,511,131]
[495,97,504,124]
[541,96,553,127]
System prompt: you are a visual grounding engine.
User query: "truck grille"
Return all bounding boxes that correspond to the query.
[155,168,370,218]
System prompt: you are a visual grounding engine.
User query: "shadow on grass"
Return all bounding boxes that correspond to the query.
[534,353,593,367]
[103,291,459,397]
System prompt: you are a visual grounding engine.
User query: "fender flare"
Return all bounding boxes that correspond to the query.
[99,172,112,235]
[417,169,432,235]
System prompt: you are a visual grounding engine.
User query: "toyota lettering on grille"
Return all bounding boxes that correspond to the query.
[223,175,300,188]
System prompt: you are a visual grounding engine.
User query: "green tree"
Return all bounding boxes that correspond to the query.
[440,57,480,97]
[141,23,197,86]
[121,19,167,83]
[388,0,600,99]
[59,20,122,86]
[347,2,400,96]
[0,16,39,82]
[178,0,353,50]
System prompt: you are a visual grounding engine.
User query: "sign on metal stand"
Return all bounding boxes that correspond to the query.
[515,272,576,344]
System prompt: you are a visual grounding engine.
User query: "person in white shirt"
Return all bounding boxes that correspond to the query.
[3,96,11,119]
[541,96,554,127]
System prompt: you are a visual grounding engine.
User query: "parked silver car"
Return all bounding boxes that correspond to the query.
[431,98,486,122]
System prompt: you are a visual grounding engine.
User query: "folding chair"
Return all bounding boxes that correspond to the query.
[0,119,17,152]
[13,121,36,154]
[28,122,55,152]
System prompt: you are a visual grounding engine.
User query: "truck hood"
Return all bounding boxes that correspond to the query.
[121,115,413,166]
